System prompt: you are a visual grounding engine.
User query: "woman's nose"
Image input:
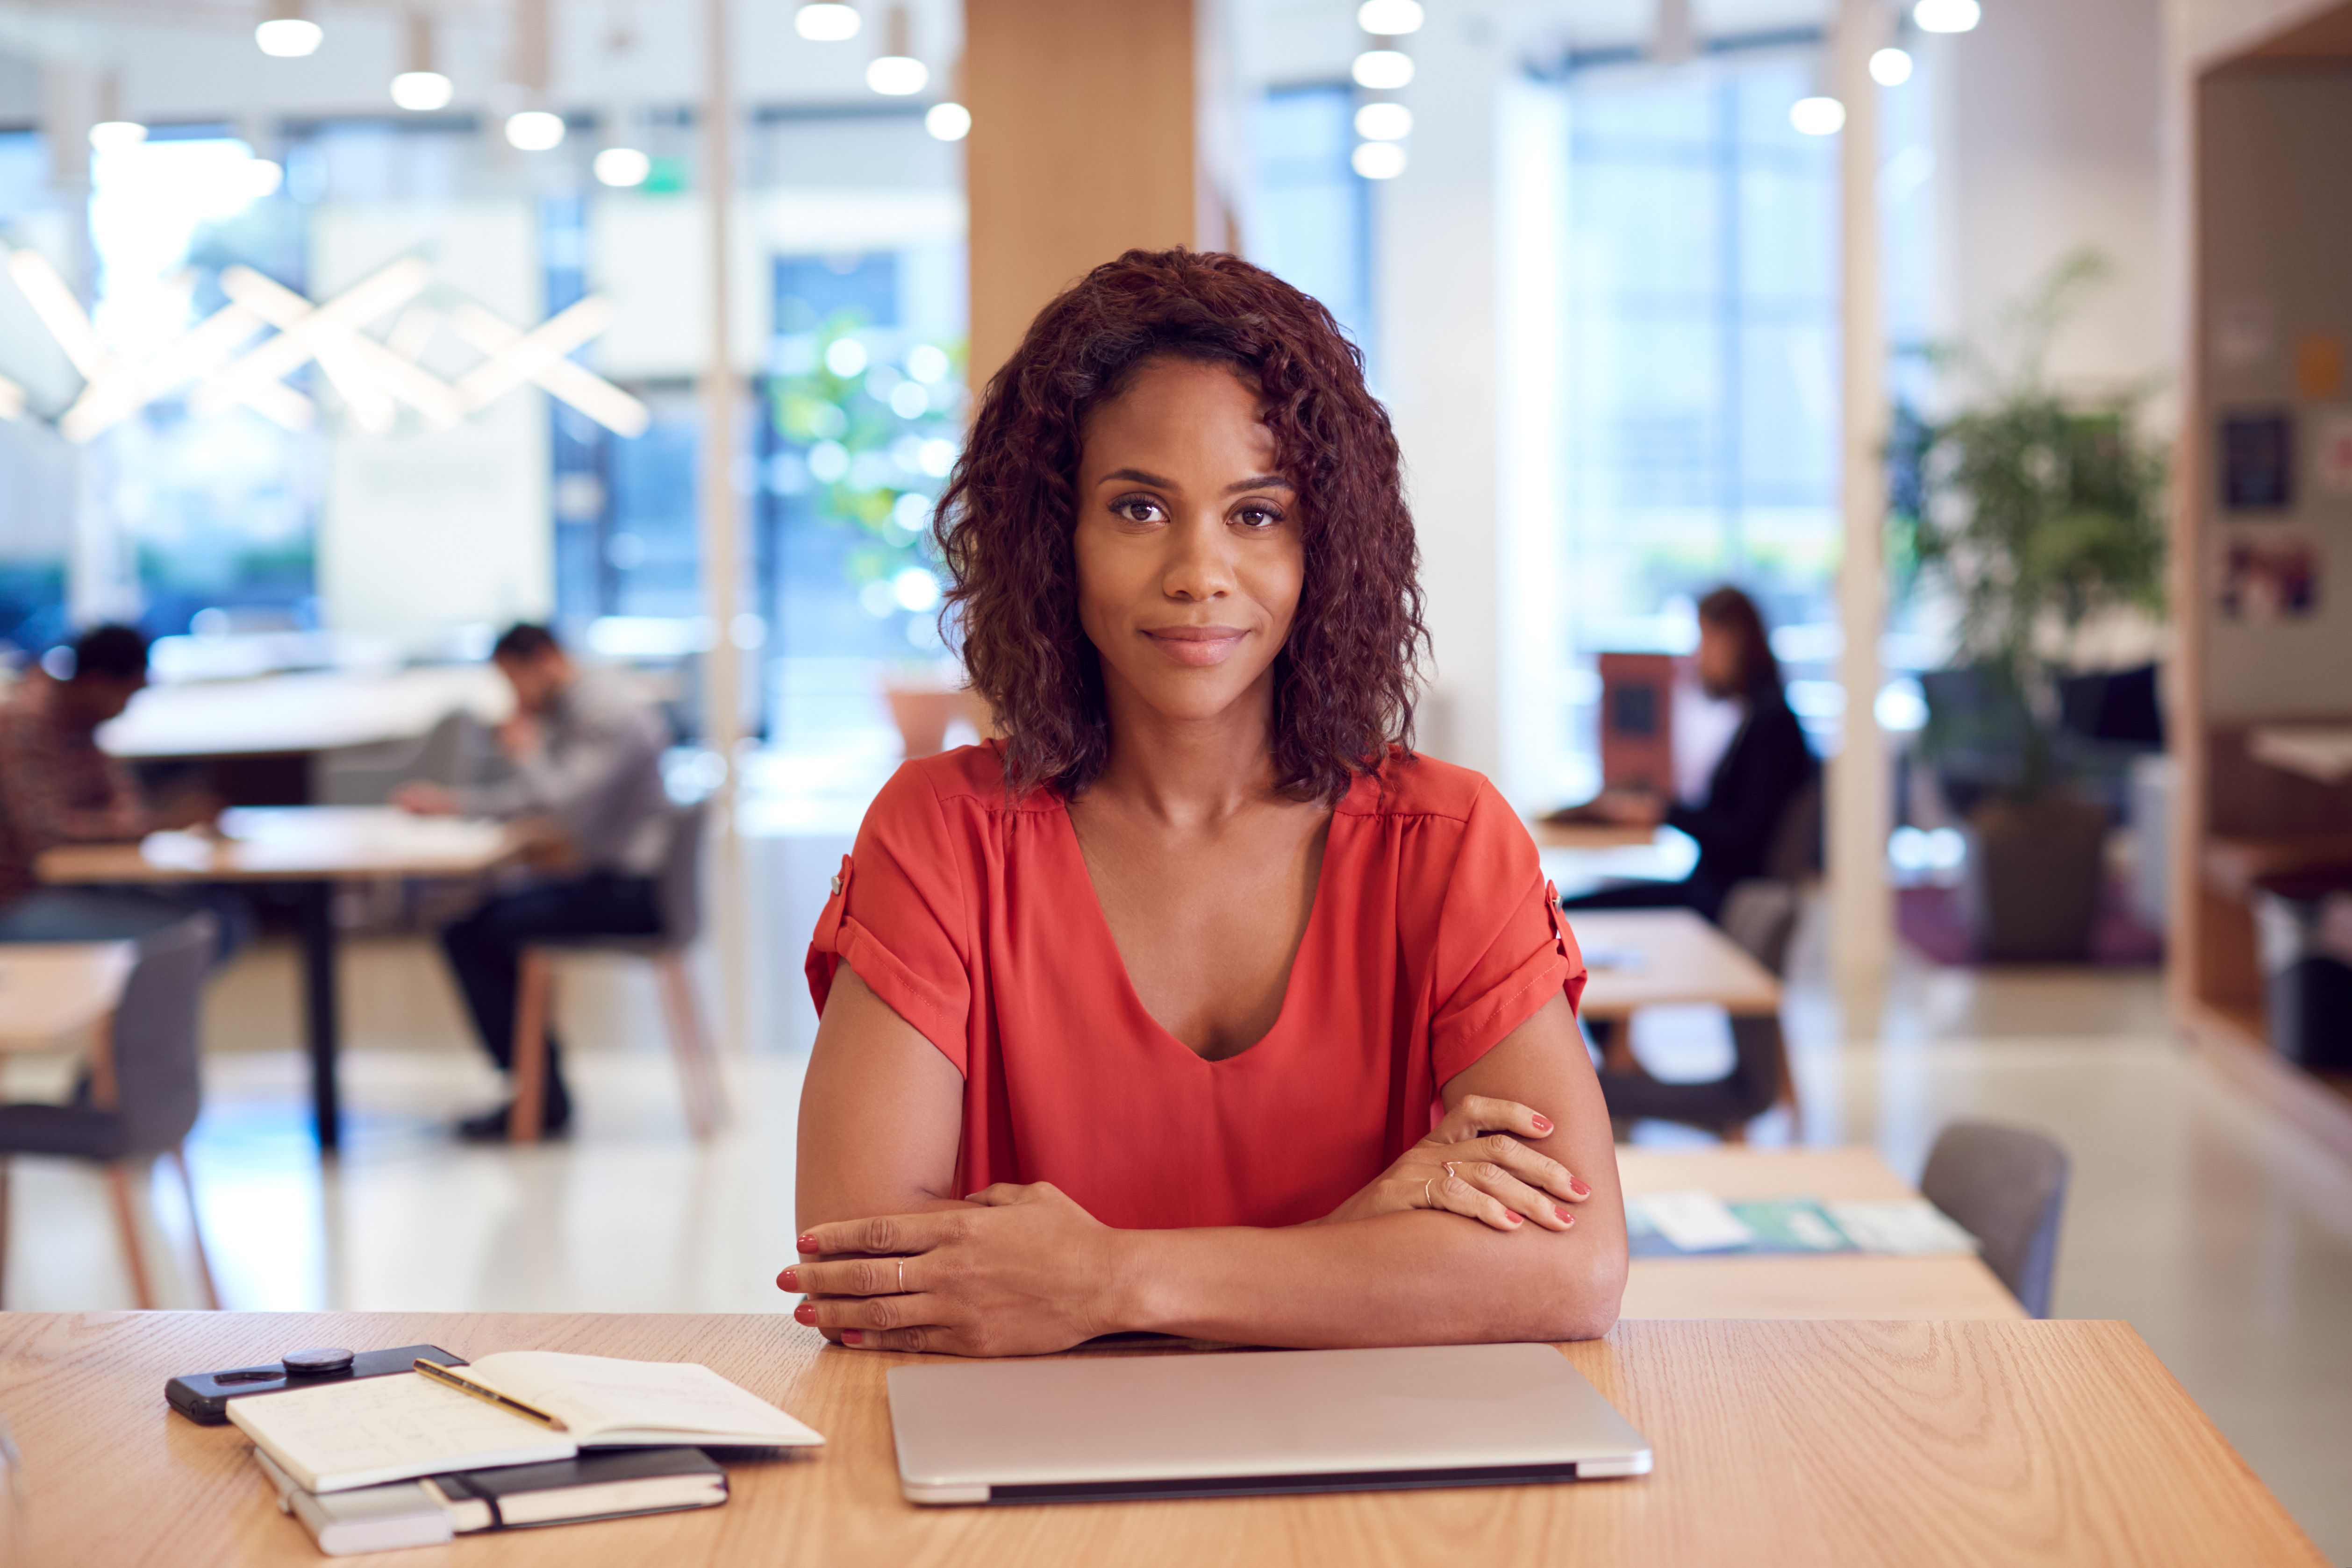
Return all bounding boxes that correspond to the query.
[1161,514,1236,600]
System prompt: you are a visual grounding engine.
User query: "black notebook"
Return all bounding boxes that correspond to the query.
[422,1448,727,1531]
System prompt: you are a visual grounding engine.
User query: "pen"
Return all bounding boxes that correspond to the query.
[412,1359,569,1431]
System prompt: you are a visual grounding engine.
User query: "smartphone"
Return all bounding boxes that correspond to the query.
[166,1345,467,1425]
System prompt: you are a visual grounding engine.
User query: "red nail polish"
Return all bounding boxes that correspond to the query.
[1555,1205,1574,1222]
[1570,1178,1590,1198]
[1530,1114,1553,1134]
[793,1301,816,1325]
[841,1330,864,1347]
[778,1267,799,1290]
[1505,1210,1523,1225]
[796,1235,820,1254]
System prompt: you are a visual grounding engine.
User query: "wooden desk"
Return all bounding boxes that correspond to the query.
[0,1311,2319,1567]
[1617,1147,2026,1321]
[36,809,522,1151]
[0,942,134,1049]
[1565,909,1781,1020]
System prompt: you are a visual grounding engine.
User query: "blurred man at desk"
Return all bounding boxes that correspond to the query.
[0,624,229,944]
[396,623,672,1140]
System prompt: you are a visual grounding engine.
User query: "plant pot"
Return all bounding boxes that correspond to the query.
[884,688,957,760]
[1960,797,2109,962]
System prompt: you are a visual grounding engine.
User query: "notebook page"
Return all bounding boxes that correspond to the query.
[465,1353,822,1447]
[229,1371,576,1492]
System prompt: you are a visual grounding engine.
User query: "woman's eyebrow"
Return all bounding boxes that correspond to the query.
[1223,474,1294,494]
[1099,467,1176,488]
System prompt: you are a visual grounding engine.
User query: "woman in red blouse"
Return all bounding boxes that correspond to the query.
[786,250,1626,1355]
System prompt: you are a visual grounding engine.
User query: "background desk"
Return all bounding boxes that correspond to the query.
[1617,1146,2025,1320]
[0,943,134,1050]
[0,1311,2319,1568]
[35,810,521,1150]
[1566,908,1781,1020]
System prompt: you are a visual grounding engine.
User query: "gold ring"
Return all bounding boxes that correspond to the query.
[1422,1176,1435,1207]
[896,1258,906,1294]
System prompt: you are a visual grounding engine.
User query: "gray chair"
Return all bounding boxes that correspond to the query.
[0,912,221,1309]
[508,798,723,1142]
[1920,1120,2070,1318]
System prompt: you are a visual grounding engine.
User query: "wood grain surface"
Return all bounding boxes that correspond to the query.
[0,943,132,1049]
[0,1312,2318,1568]
[1616,1147,2026,1321]
[1564,910,1783,1019]
[36,809,519,886]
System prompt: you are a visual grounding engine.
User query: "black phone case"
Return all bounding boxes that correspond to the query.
[166,1344,467,1424]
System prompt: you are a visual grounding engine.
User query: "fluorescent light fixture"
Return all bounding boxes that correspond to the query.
[505,110,566,151]
[795,3,860,41]
[255,18,323,56]
[245,159,285,200]
[1356,0,1424,34]
[1351,141,1407,179]
[1869,46,1915,84]
[867,55,928,95]
[1351,50,1414,90]
[1913,0,1981,32]
[391,71,453,111]
[89,121,148,152]
[1790,95,1846,135]
[1354,101,1412,141]
[924,101,970,141]
[594,147,651,186]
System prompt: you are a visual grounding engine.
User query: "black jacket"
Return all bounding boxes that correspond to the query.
[1666,693,1817,893]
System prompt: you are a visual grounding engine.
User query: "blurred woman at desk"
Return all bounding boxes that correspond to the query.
[1558,587,1817,922]
[786,250,1627,1358]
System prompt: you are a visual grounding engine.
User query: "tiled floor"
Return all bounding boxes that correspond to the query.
[3,862,2348,1558]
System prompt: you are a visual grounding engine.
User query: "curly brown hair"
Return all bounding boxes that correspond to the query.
[936,248,1427,802]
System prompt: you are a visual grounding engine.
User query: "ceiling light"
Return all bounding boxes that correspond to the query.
[391,71,453,111]
[1354,101,1412,141]
[796,3,860,42]
[1869,47,1914,85]
[505,110,566,151]
[88,121,148,153]
[1913,0,1981,32]
[1789,95,1846,135]
[1351,50,1414,90]
[594,147,651,186]
[924,101,971,141]
[1351,141,1406,179]
[1356,0,1424,34]
[256,18,324,57]
[867,56,927,94]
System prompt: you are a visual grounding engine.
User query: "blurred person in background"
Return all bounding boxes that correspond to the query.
[0,624,234,945]
[396,622,672,1140]
[1558,586,1816,922]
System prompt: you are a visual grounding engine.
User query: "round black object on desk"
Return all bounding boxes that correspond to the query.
[281,1347,356,1376]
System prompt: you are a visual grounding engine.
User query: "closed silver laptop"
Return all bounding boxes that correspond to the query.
[887,1342,1652,1505]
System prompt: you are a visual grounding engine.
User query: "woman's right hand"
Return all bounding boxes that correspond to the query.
[1314,1096,1593,1233]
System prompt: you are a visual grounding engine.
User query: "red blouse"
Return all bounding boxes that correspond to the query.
[805,744,1585,1231]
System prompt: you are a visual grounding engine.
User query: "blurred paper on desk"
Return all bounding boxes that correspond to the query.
[1825,1201,1979,1256]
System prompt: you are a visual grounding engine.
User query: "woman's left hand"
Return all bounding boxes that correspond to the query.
[781,1182,1127,1357]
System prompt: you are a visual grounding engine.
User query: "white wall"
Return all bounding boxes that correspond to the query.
[1931,0,2170,400]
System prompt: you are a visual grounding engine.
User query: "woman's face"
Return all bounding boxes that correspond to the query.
[1696,620,1743,700]
[1073,356,1303,727]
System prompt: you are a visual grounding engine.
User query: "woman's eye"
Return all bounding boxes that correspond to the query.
[1234,504,1283,529]
[1112,496,1164,524]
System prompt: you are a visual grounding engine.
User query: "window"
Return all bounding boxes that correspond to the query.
[1246,86,1376,374]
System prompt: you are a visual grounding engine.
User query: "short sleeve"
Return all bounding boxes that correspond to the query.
[1426,783,1588,1083]
[804,763,974,1074]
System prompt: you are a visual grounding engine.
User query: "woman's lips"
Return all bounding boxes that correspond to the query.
[1142,625,1249,666]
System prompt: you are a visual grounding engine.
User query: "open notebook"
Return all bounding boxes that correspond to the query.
[229,1352,823,1494]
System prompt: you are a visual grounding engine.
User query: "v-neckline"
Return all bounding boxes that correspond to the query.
[1057,798,1337,1067]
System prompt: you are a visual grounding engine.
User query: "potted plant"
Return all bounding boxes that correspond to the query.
[1890,251,2169,962]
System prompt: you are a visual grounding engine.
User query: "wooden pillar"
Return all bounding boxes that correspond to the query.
[962,0,1202,385]
[701,0,745,1052]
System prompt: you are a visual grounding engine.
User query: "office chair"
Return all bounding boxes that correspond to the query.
[0,912,221,1310]
[1919,1120,2070,1318]
[507,797,725,1143]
